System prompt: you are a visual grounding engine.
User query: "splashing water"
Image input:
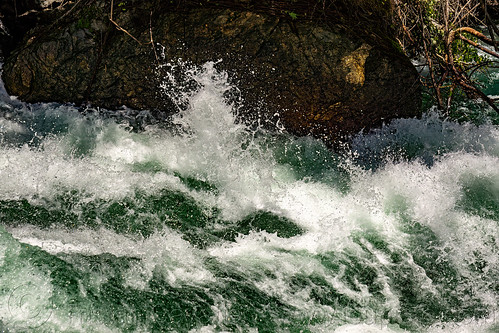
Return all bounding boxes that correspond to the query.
[0,62,498,332]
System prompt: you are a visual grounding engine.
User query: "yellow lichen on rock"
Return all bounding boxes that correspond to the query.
[341,43,372,86]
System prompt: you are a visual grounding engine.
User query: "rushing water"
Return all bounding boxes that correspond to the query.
[0,61,498,333]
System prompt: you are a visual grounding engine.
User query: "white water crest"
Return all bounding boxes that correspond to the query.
[0,61,498,332]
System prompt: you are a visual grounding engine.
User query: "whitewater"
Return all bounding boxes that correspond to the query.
[0,62,498,332]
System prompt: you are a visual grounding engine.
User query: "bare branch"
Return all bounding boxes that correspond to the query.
[452,26,499,48]
[109,0,143,45]
[150,10,158,62]
[392,0,499,114]
[480,0,499,50]
[457,35,499,59]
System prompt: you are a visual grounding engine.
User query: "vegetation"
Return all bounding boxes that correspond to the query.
[391,0,499,114]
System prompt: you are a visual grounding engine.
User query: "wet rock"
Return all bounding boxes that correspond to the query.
[2,0,421,145]
[0,0,65,58]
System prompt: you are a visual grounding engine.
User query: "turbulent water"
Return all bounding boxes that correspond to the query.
[0,61,498,333]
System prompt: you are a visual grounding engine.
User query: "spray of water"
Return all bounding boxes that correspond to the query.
[0,61,497,332]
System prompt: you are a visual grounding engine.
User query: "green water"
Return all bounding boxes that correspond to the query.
[0,62,498,332]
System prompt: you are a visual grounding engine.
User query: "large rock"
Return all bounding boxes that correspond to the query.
[0,0,62,59]
[2,0,421,144]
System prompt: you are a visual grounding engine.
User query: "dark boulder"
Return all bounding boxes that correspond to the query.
[2,0,421,144]
[0,0,64,58]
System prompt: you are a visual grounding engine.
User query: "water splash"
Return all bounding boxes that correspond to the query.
[0,61,498,332]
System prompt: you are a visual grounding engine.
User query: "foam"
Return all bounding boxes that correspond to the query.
[332,323,408,332]
[427,312,499,333]
[0,61,498,331]
[7,226,215,287]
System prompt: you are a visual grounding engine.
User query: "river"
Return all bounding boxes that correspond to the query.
[0,61,498,332]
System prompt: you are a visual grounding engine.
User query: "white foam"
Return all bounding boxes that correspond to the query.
[332,323,408,332]
[0,118,26,134]
[427,312,499,333]
[7,225,215,288]
[0,60,498,331]
[0,226,122,332]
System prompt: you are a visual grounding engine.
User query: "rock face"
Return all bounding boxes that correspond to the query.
[0,0,62,59]
[2,0,421,144]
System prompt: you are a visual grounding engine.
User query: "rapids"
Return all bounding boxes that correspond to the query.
[0,62,498,332]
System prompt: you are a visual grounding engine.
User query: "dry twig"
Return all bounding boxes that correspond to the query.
[109,0,142,45]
